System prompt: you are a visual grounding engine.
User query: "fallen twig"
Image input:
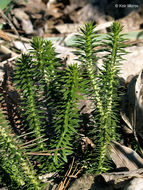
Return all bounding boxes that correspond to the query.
[0,44,18,57]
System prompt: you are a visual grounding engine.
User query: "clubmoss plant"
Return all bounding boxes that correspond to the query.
[0,103,43,189]
[0,21,128,189]
[14,54,47,151]
[75,22,102,113]
[75,22,128,173]
[50,63,82,164]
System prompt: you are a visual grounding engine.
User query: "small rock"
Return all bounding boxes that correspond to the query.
[68,174,95,190]
[123,177,143,190]
[68,174,113,190]
[117,46,143,81]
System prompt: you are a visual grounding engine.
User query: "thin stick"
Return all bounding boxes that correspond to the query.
[1,54,20,64]
[64,164,79,190]
[57,158,75,190]
[63,164,84,190]
[73,165,84,177]
[63,157,75,185]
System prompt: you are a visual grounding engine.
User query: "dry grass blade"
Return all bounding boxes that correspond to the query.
[26,148,70,156]
[20,135,46,147]
[20,137,49,148]
[26,152,60,156]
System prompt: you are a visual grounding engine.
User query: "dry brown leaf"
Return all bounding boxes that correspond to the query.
[81,136,96,149]
[121,70,143,150]
[101,168,143,189]
[108,141,143,170]
[135,69,143,138]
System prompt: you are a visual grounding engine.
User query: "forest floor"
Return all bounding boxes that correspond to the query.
[1,1,143,190]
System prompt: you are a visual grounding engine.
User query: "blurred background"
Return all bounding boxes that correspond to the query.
[1,0,143,37]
